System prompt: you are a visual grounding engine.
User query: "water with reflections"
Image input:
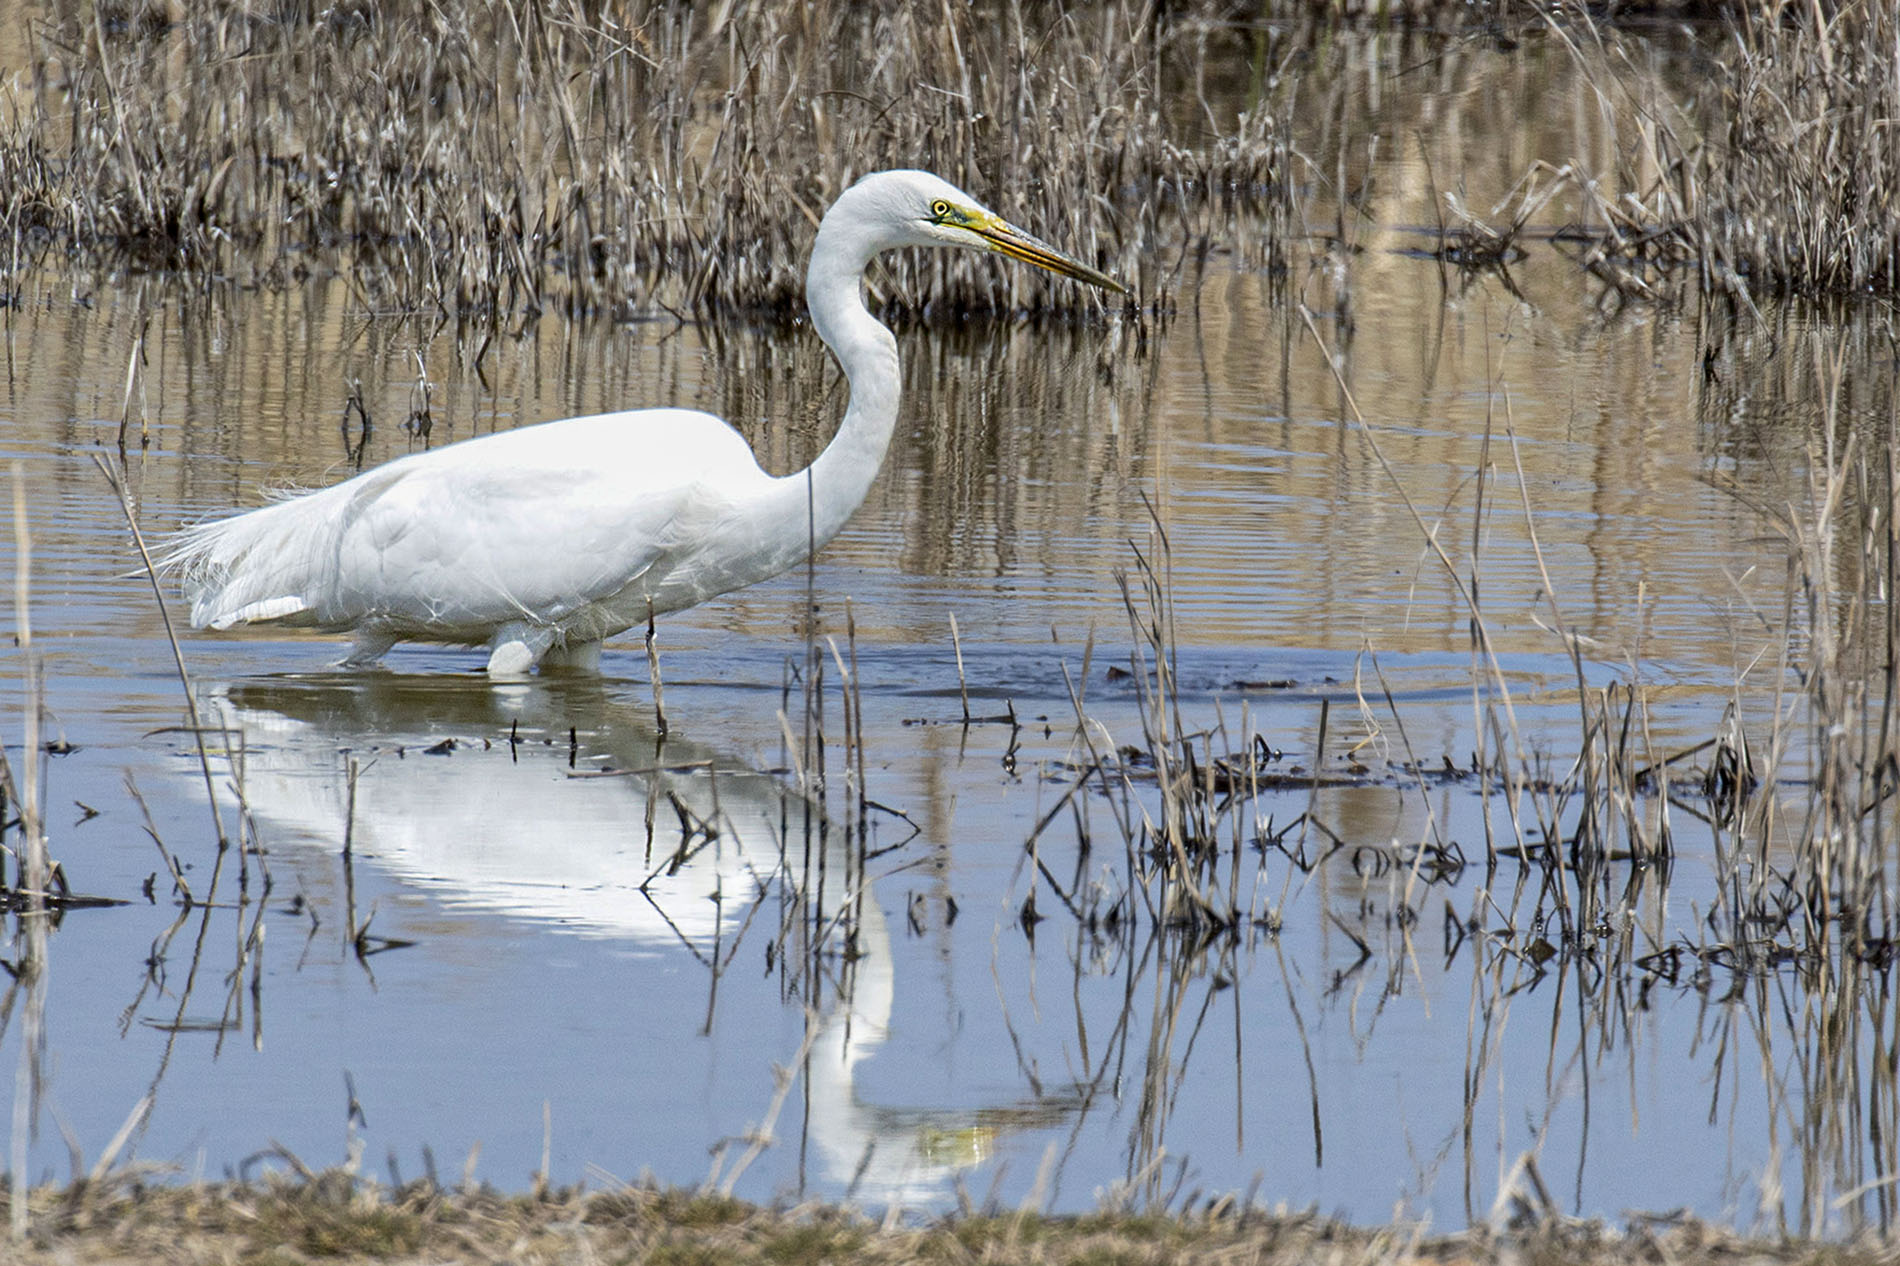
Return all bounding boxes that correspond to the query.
[2,25,1894,1232]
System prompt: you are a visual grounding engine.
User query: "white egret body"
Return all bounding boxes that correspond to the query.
[166,170,1122,674]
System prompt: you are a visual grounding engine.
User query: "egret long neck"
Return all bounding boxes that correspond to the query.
[792,215,902,551]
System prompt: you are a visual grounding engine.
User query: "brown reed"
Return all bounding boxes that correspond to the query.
[0,0,1291,320]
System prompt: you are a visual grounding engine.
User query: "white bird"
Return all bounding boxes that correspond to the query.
[166,170,1123,675]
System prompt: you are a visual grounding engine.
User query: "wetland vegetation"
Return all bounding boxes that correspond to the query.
[5,0,1900,1258]
[11,1176,1900,1266]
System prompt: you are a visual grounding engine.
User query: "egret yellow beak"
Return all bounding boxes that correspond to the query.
[968,213,1127,295]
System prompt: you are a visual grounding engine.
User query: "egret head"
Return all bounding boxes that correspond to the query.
[825,170,1127,295]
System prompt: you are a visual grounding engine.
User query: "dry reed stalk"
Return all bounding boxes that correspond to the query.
[6,464,44,906]
[6,461,44,1245]
[645,608,667,738]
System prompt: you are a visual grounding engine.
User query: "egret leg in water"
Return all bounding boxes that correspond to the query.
[164,170,1124,677]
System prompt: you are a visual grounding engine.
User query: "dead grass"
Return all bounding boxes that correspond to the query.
[0,0,1291,320]
[6,1173,1897,1266]
[1695,0,1900,297]
[1496,0,1900,303]
[7,2,1894,312]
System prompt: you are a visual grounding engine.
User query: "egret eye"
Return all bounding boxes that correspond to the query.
[930,199,951,219]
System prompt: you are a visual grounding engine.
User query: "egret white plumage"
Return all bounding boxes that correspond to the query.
[166,170,1123,675]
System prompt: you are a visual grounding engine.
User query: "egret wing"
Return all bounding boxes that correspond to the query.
[325,410,770,631]
[170,409,775,638]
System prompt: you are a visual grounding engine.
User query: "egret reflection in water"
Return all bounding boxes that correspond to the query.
[210,674,790,948]
[193,673,1069,1204]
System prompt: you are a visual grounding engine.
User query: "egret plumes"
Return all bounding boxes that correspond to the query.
[166,170,1124,675]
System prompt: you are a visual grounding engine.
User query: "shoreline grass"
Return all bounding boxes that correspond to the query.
[6,1170,1898,1265]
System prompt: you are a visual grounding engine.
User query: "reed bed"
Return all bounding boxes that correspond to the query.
[8,1,1895,312]
[1687,0,1900,297]
[0,0,1289,320]
[1475,0,1900,303]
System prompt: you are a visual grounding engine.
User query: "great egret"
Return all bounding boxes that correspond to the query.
[166,170,1123,675]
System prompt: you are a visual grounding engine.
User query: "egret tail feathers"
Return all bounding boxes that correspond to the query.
[161,498,332,631]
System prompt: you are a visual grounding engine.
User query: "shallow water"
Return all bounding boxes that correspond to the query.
[3,24,1897,1235]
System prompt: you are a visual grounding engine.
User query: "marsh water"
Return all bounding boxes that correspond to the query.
[3,25,1897,1234]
